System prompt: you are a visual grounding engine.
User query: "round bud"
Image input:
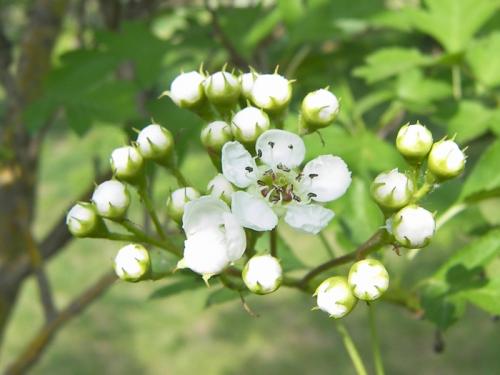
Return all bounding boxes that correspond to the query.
[169,71,205,108]
[166,187,200,222]
[371,169,414,210]
[348,259,389,301]
[396,124,433,161]
[91,180,131,220]
[114,244,151,282]
[242,254,283,295]
[136,124,174,162]
[66,202,104,238]
[200,121,233,152]
[300,89,339,130]
[207,173,234,204]
[203,71,241,106]
[110,146,144,182]
[250,74,292,113]
[427,139,466,179]
[231,106,270,143]
[240,71,258,98]
[390,205,435,248]
[315,276,357,319]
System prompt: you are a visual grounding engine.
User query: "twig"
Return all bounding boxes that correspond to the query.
[336,322,368,375]
[319,232,336,258]
[5,271,116,375]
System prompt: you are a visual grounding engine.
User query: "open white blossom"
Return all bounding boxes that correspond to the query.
[250,74,292,112]
[114,244,151,282]
[231,106,270,143]
[167,187,200,222]
[315,276,357,319]
[221,129,351,234]
[389,205,435,248]
[396,123,433,160]
[242,254,283,294]
[428,139,465,179]
[91,180,130,219]
[169,71,205,108]
[371,169,414,210]
[301,89,339,130]
[110,146,144,180]
[348,259,389,301]
[136,124,174,160]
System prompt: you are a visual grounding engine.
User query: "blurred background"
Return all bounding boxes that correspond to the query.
[0,0,499,374]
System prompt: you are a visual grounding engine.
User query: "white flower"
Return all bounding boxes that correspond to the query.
[91,180,130,219]
[110,146,144,181]
[136,124,174,161]
[66,202,104,237]
[231,106,270,143]
[396,123,433,160]
[207,174,234,204]
[301,89,339,130]
[203,71,241,105]
[250,74,292,112]
[169,71,205,108]
[240,71,258,98]
[348,259,389,301]
[200,121,233,152]
[180,196,246,280]
[167,187,200,223]
[114,244,151,282]
[428,139,465,179]
[371,169,414,210]
[389,205,435,248]
[242,254,283,294]
[315,276,357,319]
[221,129,351,234]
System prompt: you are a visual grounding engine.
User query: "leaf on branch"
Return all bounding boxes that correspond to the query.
[149,276,205,300]
[466,31,500,89]
[205,288,244,308]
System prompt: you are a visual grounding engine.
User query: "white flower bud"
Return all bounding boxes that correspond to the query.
[200,121,233,152]
[242,254,283,295]
[110,146,144,182]
[314,276,357,319]
[348,259,389,301]
[114,244,151,282]
[231,106,270,143]
[166,187,200,222]
[300,89,340,130]
[136,124,174,161]
[390,205,435,248]
[169,71,205,108]
[92,180,130,219]
[396,124,433,161]
[240,71,258,98]
[250,74,292,113]
[207,173,234,204]
[66,202,105,238]
[428,139,465,179]
[371,169,414,210]
[203,71,241,106]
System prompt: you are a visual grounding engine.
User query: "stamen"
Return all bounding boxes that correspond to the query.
[293,194,301,202]
[288,144,293,149]
[257,180,266,186]
[268,141,275,148]
[308,173,318,179]
[307,192,317,198]
[257,149,262,158]
[245,166,254,172]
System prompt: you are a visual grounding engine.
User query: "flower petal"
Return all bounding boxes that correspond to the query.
[222,212,247,261]
[255,129,305,169]
[182,196,229,236]
[300,155,351,202]
[221,141,259,188]
[231,191,278,231]
[284,204,334,234]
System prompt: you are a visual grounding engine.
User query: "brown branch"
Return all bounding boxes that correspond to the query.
[4,271,117,375]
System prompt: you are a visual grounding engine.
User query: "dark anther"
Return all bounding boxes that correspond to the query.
[268,141,275,148]
[245,166,253,172]
[257,180,266,186]
[293,194,301,202]
[308,173,319,179]
[307,192,317,198]
[257,149,262,158]
[288,144,293,149]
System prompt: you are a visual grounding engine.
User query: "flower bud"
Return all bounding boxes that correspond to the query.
[314,276,357,319]
[114,244,151,282]
[250,73,292,113]
[207,173,234,204]
[242,254,283,295]
[427,139,465,179]
[91,180,131,220]
[348,259,389,301]
[390,205,435,248]
[66,202,106,238]
[136,124,174,162]
[169,71,205,109]
[231,106,270,143]
[110,146,144,182]
[371,169,414,210]
[200,121,233,152]
[166,187,200,222]
[300,89,339,131]
[203,71,241,106]
[239,71,258,99]
[396,123,433,161]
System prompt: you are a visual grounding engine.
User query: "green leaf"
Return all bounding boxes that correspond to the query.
[354,48,433,83]
[395,69,452,106]
[460,276,500,314]
[149,277,205,300]
[276,235,306,272]
[205,288,243,308]
[410,0,500,53]
[421,280,466,330]
[466,31,500,88]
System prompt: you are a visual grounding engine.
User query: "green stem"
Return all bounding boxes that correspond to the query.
[138,187,166,240]
[436,202,467,230]
[106,233,139,242]
[319,232,335,258]
[452,65,462,100]
[368,303,385,375]
[412,172,435,202]
[170,167,189,187]
[336,322,368,375]
[270,229,277,257]
[120,220,181,257]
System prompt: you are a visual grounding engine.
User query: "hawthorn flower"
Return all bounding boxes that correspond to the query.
[203,71,241,106]
[66,202,105,238]
[389,205,435,248]
[239,71,258,98]
[114,244,151,282]
[371,169,414,210]
[207,173,234,204]
[91,180,130,220]
[396,123,433,161]
[136,124,174,161]
[300,89,340,131]
[221,129,351,234]
[179,196,246,281]
[250,74,292,113]
[314,276,357,319]
[166,187,200,223]
[169,71,206,108]
[231,106,270,143]
[348,259,389,301]
[200,121,233,152]
[242,254,283,295]
[428,139,466,179]
[110,145,144,182]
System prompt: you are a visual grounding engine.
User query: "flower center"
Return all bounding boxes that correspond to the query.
[257,167,301,204]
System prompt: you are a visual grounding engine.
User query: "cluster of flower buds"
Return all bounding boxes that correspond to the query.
[371,123,466,249]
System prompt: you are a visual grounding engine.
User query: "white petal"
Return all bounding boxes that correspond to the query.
[255,129,305,169]
[231,191,278,231]
[183,228,231,275]
[182,196,229,236]
[222,212,247,261]
[221,141,259,188]
[300,155,351,202]
[284,204,334,234]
